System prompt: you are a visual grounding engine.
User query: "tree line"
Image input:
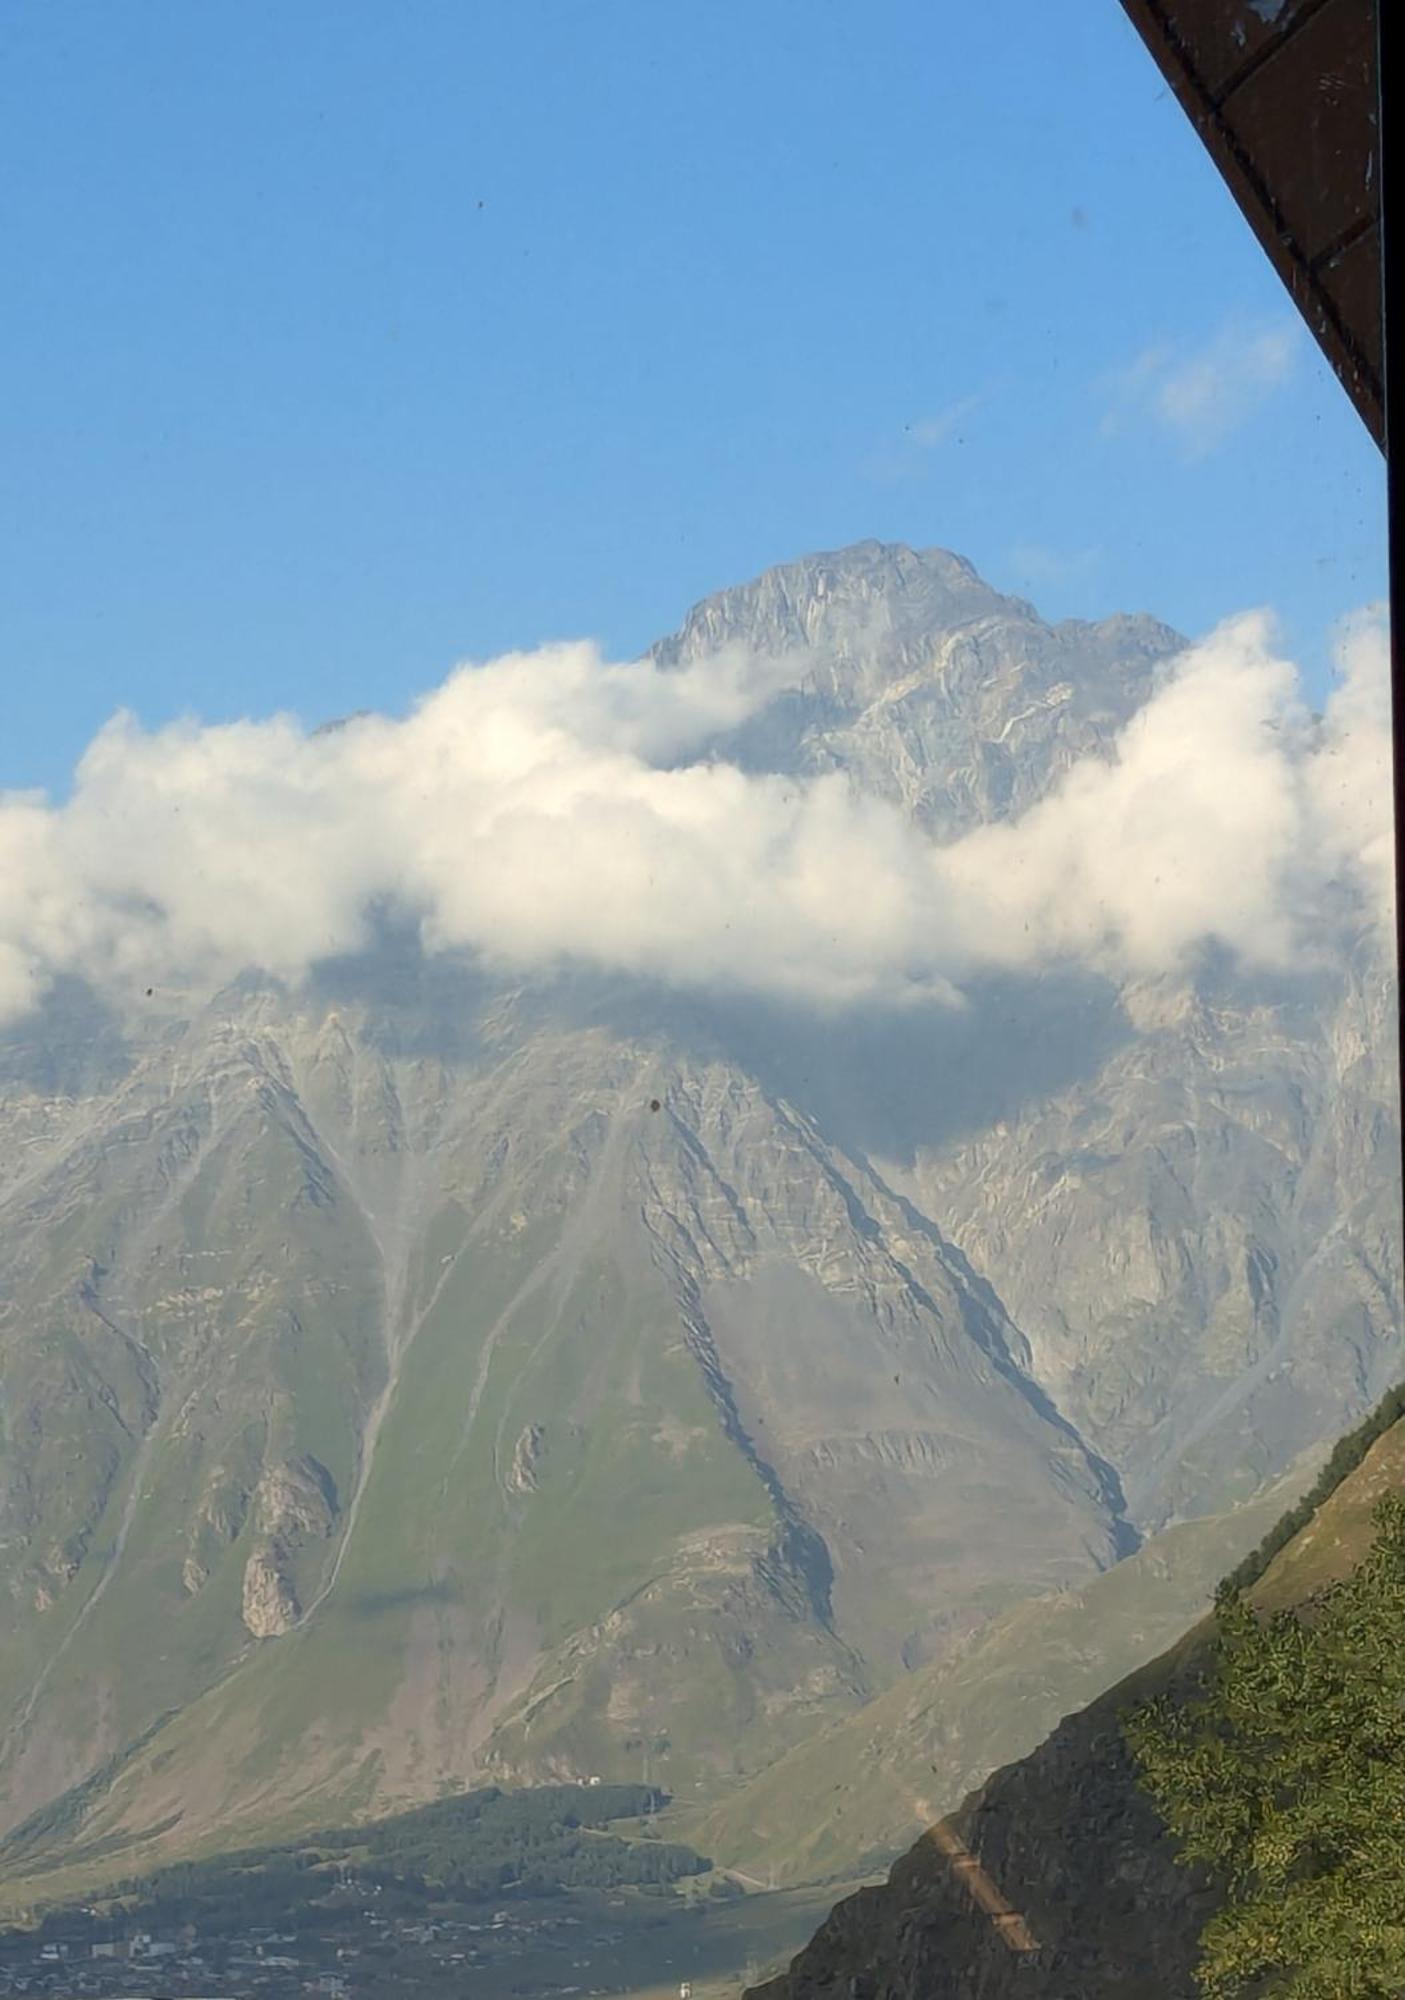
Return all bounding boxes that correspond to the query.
[14,1783,710,1938]
[1219,1379,1405,1596]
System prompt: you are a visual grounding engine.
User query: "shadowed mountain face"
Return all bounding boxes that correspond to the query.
[0,543,1397,1892]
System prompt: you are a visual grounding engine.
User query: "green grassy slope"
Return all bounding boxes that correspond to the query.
[2,990,1141,1896]
[691,1455,1321,1887]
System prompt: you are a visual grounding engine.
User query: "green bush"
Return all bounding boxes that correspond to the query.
[1127,1494,1405,1998]
[1220,1380,1405,1596]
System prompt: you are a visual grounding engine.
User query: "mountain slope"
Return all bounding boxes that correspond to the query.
[751,1411,1405,2000]
[693,1449,1318,1888]
[906,954,1401,1531]
[0,985,1126,1883]
[0,542,1397,1896]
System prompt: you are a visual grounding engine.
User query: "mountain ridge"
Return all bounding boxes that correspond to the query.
[0,542,1396,1902]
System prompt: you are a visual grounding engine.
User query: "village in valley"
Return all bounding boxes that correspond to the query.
[0,1864,831,2000]
[0,1896,655,1998]
[0,1785,842,2000]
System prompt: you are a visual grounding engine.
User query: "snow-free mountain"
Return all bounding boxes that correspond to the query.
[0,543,1397,1893]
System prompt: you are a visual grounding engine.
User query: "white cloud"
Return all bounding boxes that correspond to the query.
[1104,320,1298,457]
[0,608,1391,1027]
[1307,606,1396,924]
[907,394,983,450]
[863,394,983,482]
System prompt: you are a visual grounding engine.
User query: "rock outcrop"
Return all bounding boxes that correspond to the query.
[507,1425,545,1494]
[241,1545,301,1640]
[237,1458,338,1637]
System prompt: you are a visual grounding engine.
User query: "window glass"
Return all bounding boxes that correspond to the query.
[0,5,1391,1994]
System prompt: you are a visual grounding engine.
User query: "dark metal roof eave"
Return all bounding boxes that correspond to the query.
[1119,0,1383,450]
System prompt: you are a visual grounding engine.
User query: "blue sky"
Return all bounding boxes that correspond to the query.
[1,0,1386,797]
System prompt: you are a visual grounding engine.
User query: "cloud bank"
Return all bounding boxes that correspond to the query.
[0,608,1391,1027]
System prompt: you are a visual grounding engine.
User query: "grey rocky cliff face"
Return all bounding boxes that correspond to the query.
[653,541,1182,836]
[905,954,1401,1532]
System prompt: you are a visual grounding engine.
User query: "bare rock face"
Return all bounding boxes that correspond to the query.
[750,1687,1209,2000]
[241,1544,301,1639]
[183,1468,251,1595]
[238,1459,337,1635]
[253,1457,338,1541]
[32,1537,86,1610]
[185,1456,335,1603]
[507,1425,545,1494]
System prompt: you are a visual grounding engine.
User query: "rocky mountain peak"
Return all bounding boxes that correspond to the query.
[650,541,1022,683]
[650,540,1186,836]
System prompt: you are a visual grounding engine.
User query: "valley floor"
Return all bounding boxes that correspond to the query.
[0,1882,856,2000]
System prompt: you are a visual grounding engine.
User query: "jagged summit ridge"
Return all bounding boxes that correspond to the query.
[651,542,1020,674]
[654,539,1186,835]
